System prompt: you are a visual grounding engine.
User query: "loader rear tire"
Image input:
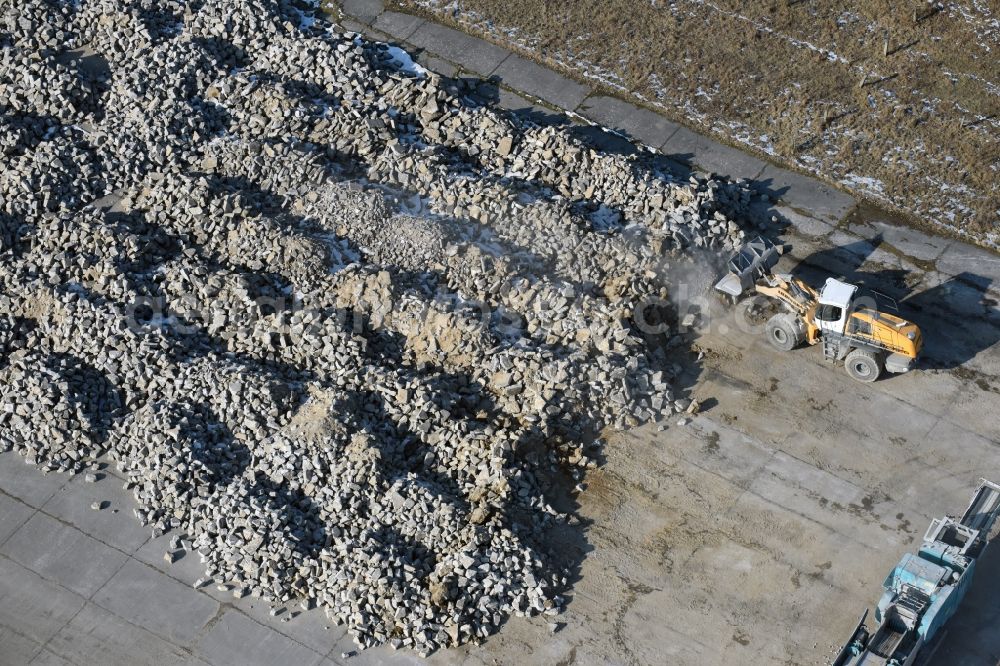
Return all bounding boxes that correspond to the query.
[765,314,803,352]
[844,348,883,383]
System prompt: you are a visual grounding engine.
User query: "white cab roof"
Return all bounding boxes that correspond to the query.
[819,278,857,308]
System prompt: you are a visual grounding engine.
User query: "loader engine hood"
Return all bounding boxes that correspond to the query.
[856,309,923,359]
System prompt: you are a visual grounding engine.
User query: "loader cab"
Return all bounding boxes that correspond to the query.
[813,278,857,336]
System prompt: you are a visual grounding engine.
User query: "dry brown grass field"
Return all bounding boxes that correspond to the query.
[393,0,999,247]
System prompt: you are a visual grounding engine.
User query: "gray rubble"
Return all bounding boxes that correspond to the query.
[0,0,759,654]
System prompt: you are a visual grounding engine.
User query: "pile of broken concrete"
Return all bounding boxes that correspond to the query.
[0,0,759,655]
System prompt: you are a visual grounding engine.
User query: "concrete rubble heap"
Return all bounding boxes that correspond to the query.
[0,0,757,654]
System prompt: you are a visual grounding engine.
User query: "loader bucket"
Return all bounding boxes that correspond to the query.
[714,237,783,298]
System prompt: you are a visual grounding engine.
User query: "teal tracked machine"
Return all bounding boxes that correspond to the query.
[833,478,1000,665]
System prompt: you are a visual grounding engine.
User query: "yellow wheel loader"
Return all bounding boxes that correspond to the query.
[714,238,922,382]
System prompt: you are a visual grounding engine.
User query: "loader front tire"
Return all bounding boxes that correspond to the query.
[844,348,883,383]
[765,314,802,352]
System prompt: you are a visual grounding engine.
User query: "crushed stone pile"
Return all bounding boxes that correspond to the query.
[0,0,760,654]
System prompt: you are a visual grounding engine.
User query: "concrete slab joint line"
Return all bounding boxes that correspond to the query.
[491,53,591,112]
[372,10,424,40]
[662,126,767,183]
[0,491,36,547]
[406,21,510,76]
[0,512,129,598]
[194,610,325,666]
[577,94,682,151]
[756,164,856,225]
[340,0,385,25]
[43,602,206,666]
[488,50,513,76]
[92,560,218,646]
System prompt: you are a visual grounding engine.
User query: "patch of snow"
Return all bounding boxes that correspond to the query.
[590,204,623,233]
[839,174,885,193]
[836,11,861,27]
[385,45,428,78]
[945,1,999,52]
